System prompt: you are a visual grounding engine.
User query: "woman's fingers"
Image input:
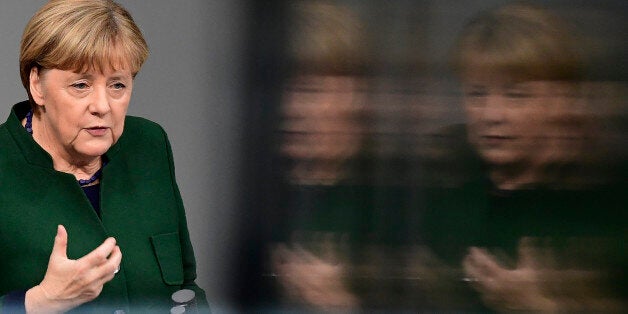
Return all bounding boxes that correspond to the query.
[78,237,117,267]
[517,237,539,269]
[96,245,123,282]
[464,247,501,279]
[74,241,123,290]
[463,247,506,293]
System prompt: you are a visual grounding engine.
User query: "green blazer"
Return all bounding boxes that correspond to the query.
[0,101,208,313]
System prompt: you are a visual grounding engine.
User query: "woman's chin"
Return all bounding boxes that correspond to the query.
[480,149,522,167]
[74,144,113,159]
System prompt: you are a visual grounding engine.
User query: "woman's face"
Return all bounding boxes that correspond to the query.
[278,75,365,182]
[280,75,364,162]
[30,66,133,160]
[462,77,579,167]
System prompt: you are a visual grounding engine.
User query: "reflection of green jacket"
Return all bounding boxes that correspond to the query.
[0,101,208,313]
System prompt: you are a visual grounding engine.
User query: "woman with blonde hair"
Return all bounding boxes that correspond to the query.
[0,0,208,312]
[451,2,585,190]
[424,3,627,312]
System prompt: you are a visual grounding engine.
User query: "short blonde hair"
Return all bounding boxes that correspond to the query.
[20,0,149,99]
[452,3,580,81]
[287,1,370,76]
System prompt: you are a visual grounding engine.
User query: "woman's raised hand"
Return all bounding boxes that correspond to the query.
[25,225,122,313]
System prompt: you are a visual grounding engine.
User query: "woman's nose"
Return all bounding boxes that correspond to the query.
[89,87,111,115]
[481,94,506,122]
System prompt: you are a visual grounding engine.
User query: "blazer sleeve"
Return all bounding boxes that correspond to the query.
[0,291,27,314]
[161,127,210,312]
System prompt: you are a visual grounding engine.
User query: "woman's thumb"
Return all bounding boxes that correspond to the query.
[50,225,68,259]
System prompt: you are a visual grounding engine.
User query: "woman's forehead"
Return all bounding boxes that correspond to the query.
[62,54,134,75]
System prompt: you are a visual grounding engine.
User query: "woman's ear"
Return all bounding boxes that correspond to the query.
[29,67,45,105]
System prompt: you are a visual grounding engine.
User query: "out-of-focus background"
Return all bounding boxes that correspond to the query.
[1,0,626,312]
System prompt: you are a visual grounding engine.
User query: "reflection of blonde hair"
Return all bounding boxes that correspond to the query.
[287,1,369,75]
[452,3,580,81]
[20,0,149,102]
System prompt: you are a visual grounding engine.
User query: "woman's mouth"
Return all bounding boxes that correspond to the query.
[85,127,109,136]
[480,135,514,145]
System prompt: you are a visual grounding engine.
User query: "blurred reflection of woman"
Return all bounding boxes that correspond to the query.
[420,3,627,312]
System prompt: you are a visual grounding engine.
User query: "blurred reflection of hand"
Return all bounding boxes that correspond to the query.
[271,234,358,309]
[462,238,558,312]
[463,237,626,313]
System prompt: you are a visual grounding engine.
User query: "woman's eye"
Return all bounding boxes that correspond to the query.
[505,91,531,99]
[465,90,487,97]
[112,82,126,90]
[71,82,89,89]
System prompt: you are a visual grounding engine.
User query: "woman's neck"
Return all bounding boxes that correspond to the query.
[51,157,103,182]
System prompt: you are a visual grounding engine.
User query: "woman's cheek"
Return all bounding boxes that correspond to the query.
[112,122,125,143]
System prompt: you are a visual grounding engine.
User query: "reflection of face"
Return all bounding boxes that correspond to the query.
[280,75,364,162]
[279,75,365,183]
[463,78,580,167]
[31,67,133,161]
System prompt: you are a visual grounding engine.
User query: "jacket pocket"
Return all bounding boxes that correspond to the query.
[150,232,184,285]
